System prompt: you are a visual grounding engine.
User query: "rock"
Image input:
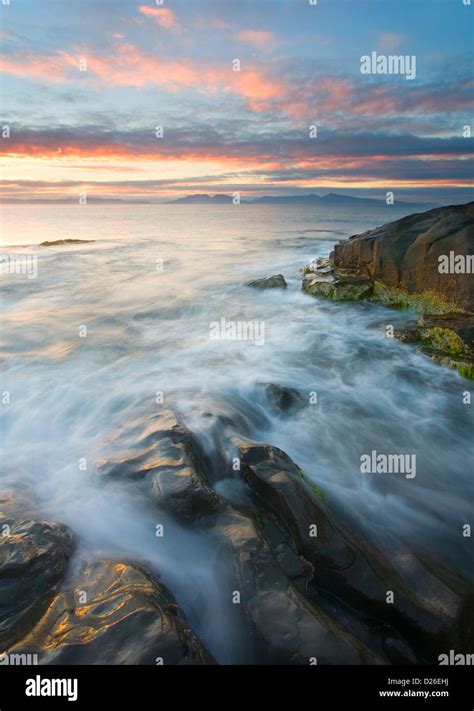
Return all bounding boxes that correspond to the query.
[239,442,474,661]
[98,412,381,664]
[383,637,418,665]
[0,517,74,649]
[97,410,222,520]
[262,383,306,414]
[211,509,381,664]
[8,559,214,665]
[0,491,31,524]
[394,314,474,379]
[247,274,287,289]
[274,543,314,581]
[40,239,95,247]
[302,203,474,377]
[331,202,474,311]
[301,257,333,275]
[303,274,373,301]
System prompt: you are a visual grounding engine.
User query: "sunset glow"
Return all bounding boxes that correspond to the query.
[1,0,473,202]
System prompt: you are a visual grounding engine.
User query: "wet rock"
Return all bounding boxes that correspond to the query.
[331,202,474,311]
[98,412,381,664]
[208,508,381,664]
[9,560,214,665]
[394,314,474,379]
[302,203,474,377]
[262,383,306,414]
[97,410,222,520]
[303,274,373,301]
[0,516,74,649]
[302,257,333,275]
[40,239,95,247]
[383,637,418,665]
[275,542,314,581]
[247,274,287,289]
[0,491,31,525]
[239,442,474,660]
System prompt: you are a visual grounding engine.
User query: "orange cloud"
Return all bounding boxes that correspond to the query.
[0,51,70,83]
[139,5,181,31]
[1,45,472,123]
[0,44,289,111]
[235,30,279,51]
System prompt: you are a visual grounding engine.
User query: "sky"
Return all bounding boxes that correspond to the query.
[0,0,473,203]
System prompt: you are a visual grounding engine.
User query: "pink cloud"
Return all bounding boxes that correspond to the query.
[377,33,406,51]
[0,52,70,83]
[197,18,232,31]
[235,30,279,51]
[139,5,181,31]
[2,45,472,122]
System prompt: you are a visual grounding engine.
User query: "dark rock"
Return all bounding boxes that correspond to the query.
[263,383,306,414]
[8,559,214,665]
[383,637,418,665]
[0,517,74,649]
[40,239,95,247]
[302,203,474,377]
[275,542,314,581]
[97,410,222,520]
[207,508,381,664]
[98,412,381,664]
[247,274,287,289]
[331,202,474,311]
[239,442,474,660]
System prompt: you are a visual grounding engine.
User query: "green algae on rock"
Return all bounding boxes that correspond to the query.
[301,203,474,378]
[302,273,373,301]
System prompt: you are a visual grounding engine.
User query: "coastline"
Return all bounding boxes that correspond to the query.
[302,202,474,379]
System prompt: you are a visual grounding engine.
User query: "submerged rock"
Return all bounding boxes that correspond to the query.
[262,383,306,414]
[11,559,214,665]
[247,274,287,289]
[40,239,95,247]
[0,516,74,649]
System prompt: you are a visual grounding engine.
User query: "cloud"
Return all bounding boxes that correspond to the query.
[0,51,71,83]
[2,124,471,169]
[139,5,181,31]
[196,17,232,31]
[2,43,473,127]
[377,33,406,51]
[235,30,279,51]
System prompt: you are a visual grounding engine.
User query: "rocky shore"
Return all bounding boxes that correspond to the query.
[302,202,474,379]
[1,202,473,666]
[2,402,473,664]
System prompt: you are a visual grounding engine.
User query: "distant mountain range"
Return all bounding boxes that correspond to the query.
[1,193,439,207]
[167,192,433,207]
